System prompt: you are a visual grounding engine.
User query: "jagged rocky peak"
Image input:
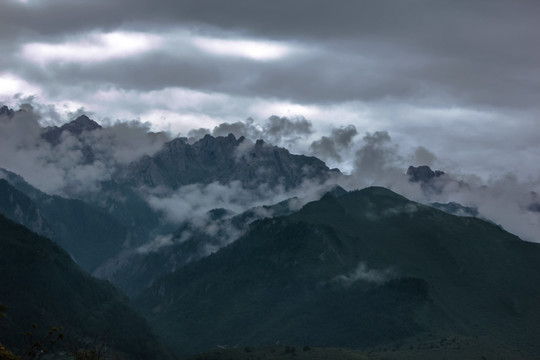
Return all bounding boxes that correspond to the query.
[0,178,54,238]
[41,114,101,146]
[61,114,102,134]
[199,133,244,146]
[407,165,445,183]
[121,133,338,190]
[0,105,15,117]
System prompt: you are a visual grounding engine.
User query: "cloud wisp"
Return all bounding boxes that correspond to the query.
[22,32,162,66]
[333,262,395,286]
[0,104,170,195]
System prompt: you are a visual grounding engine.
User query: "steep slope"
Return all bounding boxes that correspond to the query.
[135,187,540,357]
[37,194,128,272]
[0,169,128,273]
[0,179,53,238]
[0,215,171,360]
[96,196,304,297]
[41,115,102,164]
[120,134,339,190]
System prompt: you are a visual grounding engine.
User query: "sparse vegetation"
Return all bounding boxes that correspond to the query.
[0,215,171,360]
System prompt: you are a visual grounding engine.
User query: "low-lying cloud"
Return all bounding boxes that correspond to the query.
[0,103,170,195]
[2,101,540,245]
[310,125,358,162]
[333,262,395,286]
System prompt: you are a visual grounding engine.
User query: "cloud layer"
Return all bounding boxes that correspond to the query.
[1,0,539,184]
[1,1,540,246]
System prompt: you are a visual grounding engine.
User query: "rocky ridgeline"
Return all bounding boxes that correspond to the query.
[120,133,339,190]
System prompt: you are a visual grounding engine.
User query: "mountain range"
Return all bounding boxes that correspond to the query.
[0,214,171,360]
[135,187,540,357]
[1,108,540,359]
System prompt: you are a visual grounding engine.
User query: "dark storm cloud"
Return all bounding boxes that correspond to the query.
[412,146,437,167]
[2,0,539,110]
[187,115,312,147]
[6,0,537,46]
[353,131,402,182]
[310,125,358,162]
[265,115,312,138]
[2,0,540,202]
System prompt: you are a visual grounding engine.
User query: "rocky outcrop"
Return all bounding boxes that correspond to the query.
[0,179,53,238]
[41,115,102,164]
[0,105,15,117]
[41,114,102,145]
[406,165,450,194]
[120,134,339,190]
[407,165,445,183]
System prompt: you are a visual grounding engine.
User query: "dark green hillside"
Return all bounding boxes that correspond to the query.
[0,179,53,238]
[98,196,303,298]
[186,345,375,360]
[290,187,540,345]
[0,215,171,360]
[37,194,128,272]
[0,169,130,272]
[187,341,536,360]
[136,187,540,357]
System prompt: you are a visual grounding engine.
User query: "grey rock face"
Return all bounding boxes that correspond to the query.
[41,114,102,146]
[120,134,339,190]
[406,165,451,195]
[407,165,445,183]
[41,115,102,164]
[0,179,54,238]
[0,105,15,117]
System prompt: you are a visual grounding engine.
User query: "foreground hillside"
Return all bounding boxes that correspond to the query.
[186,341,535,360]
[136,187,540,357]
[0,215,171,360]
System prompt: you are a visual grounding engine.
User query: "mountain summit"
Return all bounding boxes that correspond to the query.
[0,105,15,117]
[41,114,102,145]
[119,134,339,190]
[406,165,445,183]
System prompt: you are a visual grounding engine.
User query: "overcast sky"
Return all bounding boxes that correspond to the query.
[1,0,539,180]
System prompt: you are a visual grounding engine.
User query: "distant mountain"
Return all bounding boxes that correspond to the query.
[41,115,102,164]
[407,165,469,196]
[41,114,102,145]
[119,134,339,190]
[0,215,171,360]
[0,179,53,238]
[0,105,15,117]
[95,195,306,297]
[407,165,445,183]
[0,169,128,273]
[135,187,540,357]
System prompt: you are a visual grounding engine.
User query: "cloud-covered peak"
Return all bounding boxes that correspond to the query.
[65,114,102,132]
[0,105,15,117]
[406,165,445,184]
[121,132,337,192]
[41,114,101,146]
